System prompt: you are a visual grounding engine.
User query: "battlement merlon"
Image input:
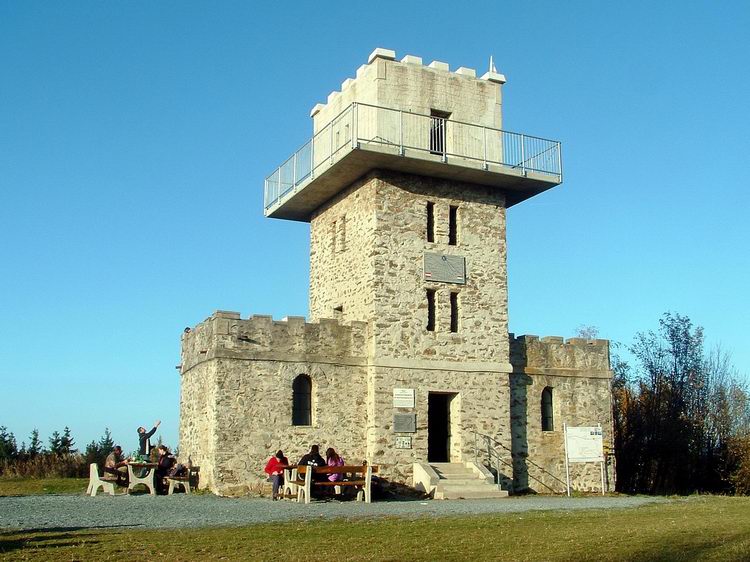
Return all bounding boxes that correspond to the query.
[311,47,507,134]
[180,311,368,373]
[509,334,612,378]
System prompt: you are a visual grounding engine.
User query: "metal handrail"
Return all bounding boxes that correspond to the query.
[264,102,562,212]
[472,430,568,494]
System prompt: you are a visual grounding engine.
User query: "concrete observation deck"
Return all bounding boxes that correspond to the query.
[264,49,563,222]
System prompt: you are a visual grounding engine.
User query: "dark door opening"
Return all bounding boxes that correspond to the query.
[428,393,453,462]
[430,110,450,155]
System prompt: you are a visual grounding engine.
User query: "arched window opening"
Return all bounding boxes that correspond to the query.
[541,387,554,431]
[292,374,312,426]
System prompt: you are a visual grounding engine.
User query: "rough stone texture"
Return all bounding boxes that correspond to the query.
[180,314,368,495]
[311,171,510,368]
[367,365,512,487]
[509,336,614,493]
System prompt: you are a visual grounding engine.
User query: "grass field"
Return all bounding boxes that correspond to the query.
[2,496,750,561]
[0,478,87,496]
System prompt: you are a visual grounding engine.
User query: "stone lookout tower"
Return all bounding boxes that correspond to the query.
[180,48,613,497]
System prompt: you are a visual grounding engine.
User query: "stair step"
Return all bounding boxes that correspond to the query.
[436,489,509,500]
[437,484,500,493]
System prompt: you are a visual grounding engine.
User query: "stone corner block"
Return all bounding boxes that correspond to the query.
[540,336,564,343]
[341,77,355,91]
[480,71,507,84]
[327,91,339,104]
[517,334,539,342]
[310,103,325,117]
[368,47,396,64]
[400,54,423,65]
[455,67,476,78]
[213,310,241,319]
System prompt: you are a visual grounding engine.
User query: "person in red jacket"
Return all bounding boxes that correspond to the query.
[264,450,289,500]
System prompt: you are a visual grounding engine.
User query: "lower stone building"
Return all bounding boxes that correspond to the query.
[179,311,613,496]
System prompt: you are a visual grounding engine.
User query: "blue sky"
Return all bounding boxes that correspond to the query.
[1,1,748,452]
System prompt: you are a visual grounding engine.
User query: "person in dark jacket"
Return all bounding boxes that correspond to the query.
[298,444,327,486]
[137,420,161,458]
[154,444,176,494]
[298,444,325,468]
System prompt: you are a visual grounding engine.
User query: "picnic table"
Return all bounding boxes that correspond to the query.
[127,462,158,495]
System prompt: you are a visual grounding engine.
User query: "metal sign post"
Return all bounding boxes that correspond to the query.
[563,423,571,497]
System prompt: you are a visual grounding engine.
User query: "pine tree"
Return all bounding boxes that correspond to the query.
[48,431,62,455]
[27,429,42,457]
[97,428,114,454]
[0,427,18,461]
[60,426,76,454]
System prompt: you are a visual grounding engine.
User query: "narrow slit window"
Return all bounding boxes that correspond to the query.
[426,201,435,242]
[541,387,554,431]
[448,205,458,246]
[426,289,436,332]
[449,292,459,333]
[338,215,346,253]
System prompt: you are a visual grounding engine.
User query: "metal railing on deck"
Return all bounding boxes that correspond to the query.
[264,103,562,212]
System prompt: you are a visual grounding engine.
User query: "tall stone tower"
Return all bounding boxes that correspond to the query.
[180,48,612,496]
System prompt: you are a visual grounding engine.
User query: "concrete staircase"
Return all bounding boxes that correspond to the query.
[417,462,509,500]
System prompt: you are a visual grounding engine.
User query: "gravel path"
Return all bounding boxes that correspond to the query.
[0,494,667,531]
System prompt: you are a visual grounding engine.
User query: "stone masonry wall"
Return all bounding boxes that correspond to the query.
[180,311,368,494]
[309,176,377,326]
[509,335,614,493]
[310,171,510,367]
[366,366,512,487]
[371,171,509,366]
[178,358,218,491]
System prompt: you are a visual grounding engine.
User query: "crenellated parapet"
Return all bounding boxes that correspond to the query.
[310,47,507,135]
[181,310,368,373]
[509,334,611,378]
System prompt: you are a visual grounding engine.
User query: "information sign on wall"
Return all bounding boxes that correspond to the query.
[395,436,412,449]
[393,388,415,408]
[393,413,417,433]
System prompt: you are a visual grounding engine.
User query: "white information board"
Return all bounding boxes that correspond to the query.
[563,423,606,496]
[565,426,604,463]
[393,388,415,408]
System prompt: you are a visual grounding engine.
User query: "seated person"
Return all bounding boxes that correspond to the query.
[155,445,176,494]
[298,444,327,485]
[264,450,289,500]
[103,445,129,486]
[326,447,345,482]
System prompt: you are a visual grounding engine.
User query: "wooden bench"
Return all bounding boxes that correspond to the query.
[296,464,378,504]
[166,466,200,495]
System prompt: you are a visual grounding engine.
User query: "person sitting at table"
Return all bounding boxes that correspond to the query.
[299,444,325,470]
[155,444,176,494]
[137,420,161,458]
[325,447,345,483]
[103,445,129,487]
[264,450,289,500]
